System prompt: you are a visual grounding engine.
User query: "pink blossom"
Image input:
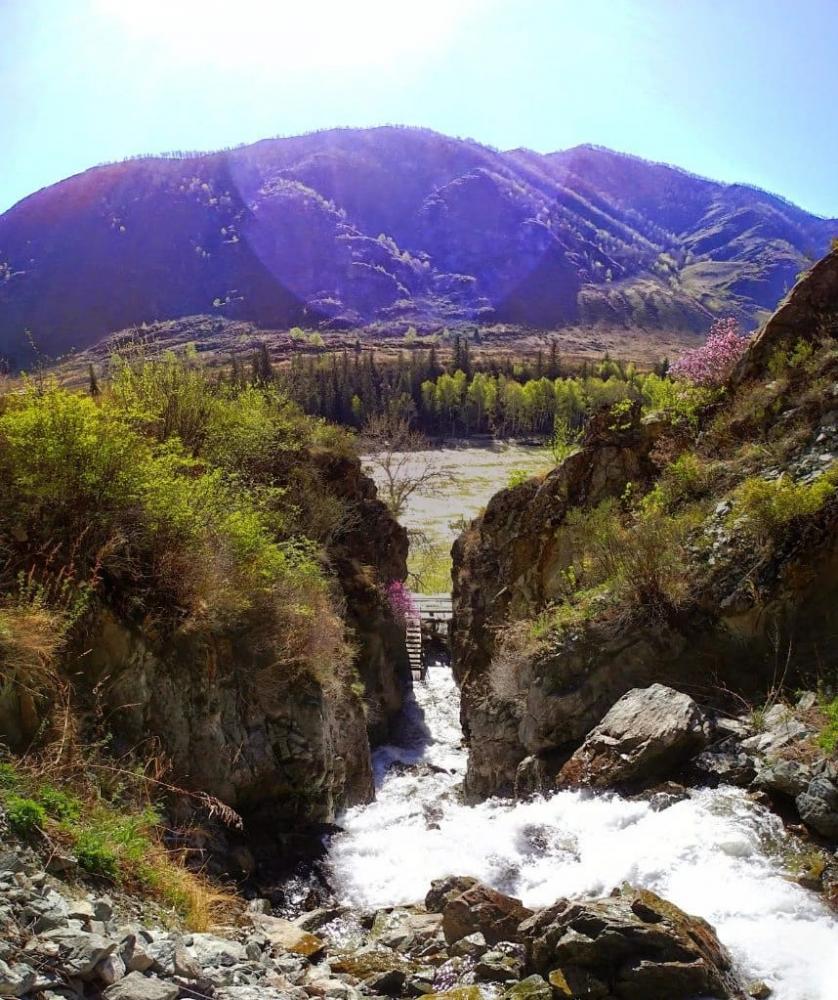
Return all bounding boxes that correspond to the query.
[670,318,752,386]
[386,580,419,625]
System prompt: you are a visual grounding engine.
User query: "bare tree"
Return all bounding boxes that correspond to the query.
[360,413,453,518]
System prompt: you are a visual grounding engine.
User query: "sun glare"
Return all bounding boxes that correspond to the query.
[95,0,484,74]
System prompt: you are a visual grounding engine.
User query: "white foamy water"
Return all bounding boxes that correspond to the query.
[328,667,838,1000]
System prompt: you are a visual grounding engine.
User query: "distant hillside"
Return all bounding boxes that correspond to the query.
[0,126,835,363]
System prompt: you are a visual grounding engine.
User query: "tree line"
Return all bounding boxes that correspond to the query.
[222,338,671,439]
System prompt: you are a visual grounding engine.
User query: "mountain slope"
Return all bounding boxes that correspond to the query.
[0,127,835,362]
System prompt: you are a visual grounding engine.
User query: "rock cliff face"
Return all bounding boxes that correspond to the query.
[3,451,408,863]
[451,406,664,800]
[452,252,838,802]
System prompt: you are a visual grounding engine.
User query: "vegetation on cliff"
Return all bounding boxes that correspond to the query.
[0,349,406,915]
[453,251,838,799]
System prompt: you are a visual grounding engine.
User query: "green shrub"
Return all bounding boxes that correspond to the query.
[817,698,838,754]
[729,471,837,540]
[37,785,81,822]
[0,762,21,789]
[507,469,530,489]
[73,829,120,880]
[643,452,713,512]
[6,795,46,835]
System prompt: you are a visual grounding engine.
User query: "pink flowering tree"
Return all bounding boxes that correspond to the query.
[386,580,419,626]
[670,318,752,386]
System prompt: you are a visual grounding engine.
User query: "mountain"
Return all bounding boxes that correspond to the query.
[0,126,835,363]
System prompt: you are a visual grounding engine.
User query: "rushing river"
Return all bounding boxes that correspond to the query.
[328,666,838,1000]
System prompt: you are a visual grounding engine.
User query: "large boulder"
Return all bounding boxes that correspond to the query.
[796,776,838,838]
[521,887,745,999]
[442,881,533,945]
[559,685,710,789]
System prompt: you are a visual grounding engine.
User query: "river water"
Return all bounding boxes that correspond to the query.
[327,666,838,1000]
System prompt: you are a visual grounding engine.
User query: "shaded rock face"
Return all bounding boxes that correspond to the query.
[314,452,410,745]
[558,685,710,790]
[524,887,745,1000]
[451,405,664,800]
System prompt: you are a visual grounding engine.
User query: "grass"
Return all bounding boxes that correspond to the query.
[0,756,235,930]
[817,697,838,754]
[728,468,838,540]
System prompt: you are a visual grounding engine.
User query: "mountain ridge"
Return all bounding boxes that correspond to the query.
[1,125,835,363]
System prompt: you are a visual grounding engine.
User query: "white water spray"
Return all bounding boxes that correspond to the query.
[328,667,838,1000]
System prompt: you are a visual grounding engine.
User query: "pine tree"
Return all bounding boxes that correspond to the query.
[87,363,100,397]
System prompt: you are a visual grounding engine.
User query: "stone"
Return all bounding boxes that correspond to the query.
[514,756,548,799]
[442,881,533,945]
[473,943,525,982]
[38,928,117,979]
[246,898,272,915]
[747,980,772,999]
[425,875,478,913]
[96,953,127,985]
[523,887,744,999]
[796,776,838,838]
[559,685,710,789]
[0,959,37,997]
[216,989,298,1000]
[251,914,325,958]
[548,967,609,999]
[449,932,488,959]
[294,907,346,932]
[754,759,811,798]
[503,974,553,1000]
[0,851,24,876]
[184,933,247,969]
[797,691,818,712]
[104,972,179,1000]
[690,743,756,788]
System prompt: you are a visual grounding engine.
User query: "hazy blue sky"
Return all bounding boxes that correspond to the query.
[2,0,837,216]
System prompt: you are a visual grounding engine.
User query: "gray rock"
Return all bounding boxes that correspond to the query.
[184,933,247,969]
[104,971,179,1000]
[96,953,127,985]
[216,988,299,1000]
[38,928,117,978]
[246,898,272,915]
[474,943,524,982]
[294,907,347,933]
[559,684,710,789]
[754,759,811,798]
[796,777,838,838]
[450,932,488,959]
[0,959,37,997]
[0,851,24,876]
[797,691,818,712]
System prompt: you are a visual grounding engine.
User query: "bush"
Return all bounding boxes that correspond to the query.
[6,795,46,835]
[37,785,81,822]
[669,317,752,386]
[729,471,837,540]
[818,698,838,754]
[74,829,119,880]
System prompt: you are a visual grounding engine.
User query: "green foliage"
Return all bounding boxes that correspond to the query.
[729,470,837,540]
[0,355,357,687]
[817,697,838,754]
[74,829,120,880]
[767,338,815,378]
[507,469,530,489]
[6,795,46,835]
[643,453,713,512]
[38,785,82,822]
[639,373,721,429]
